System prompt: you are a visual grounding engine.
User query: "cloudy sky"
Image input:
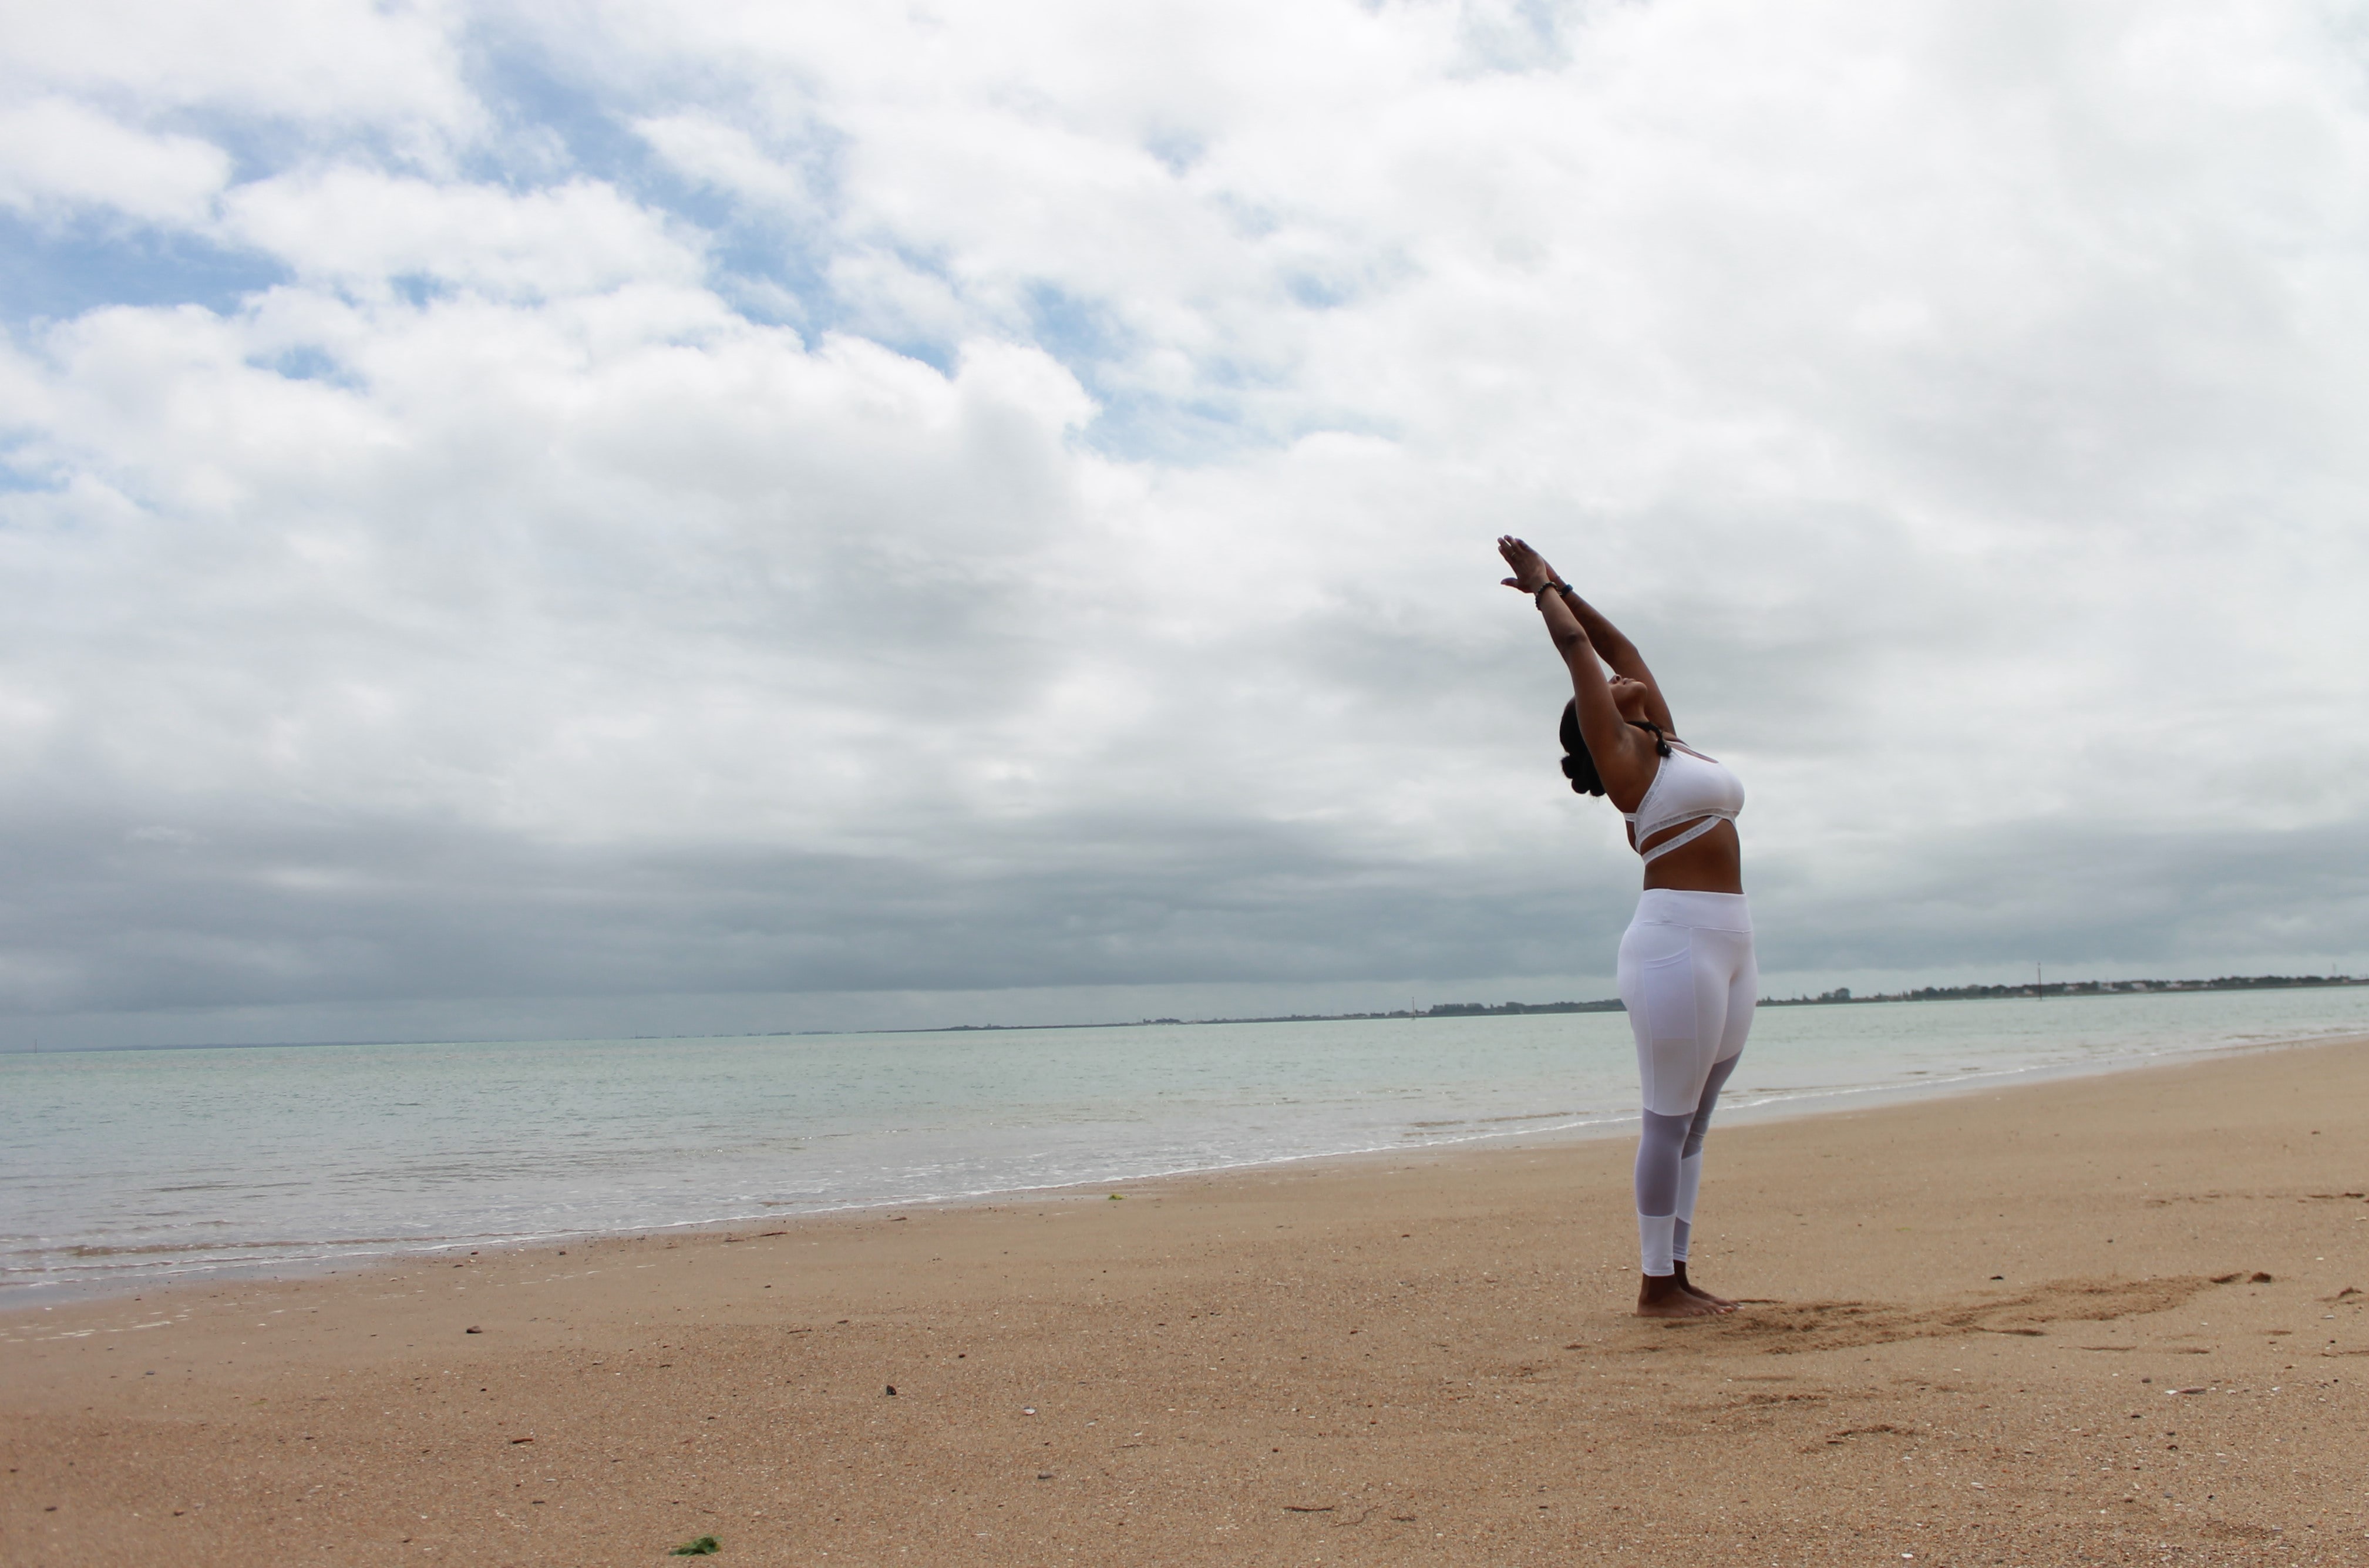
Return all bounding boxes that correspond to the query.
[4,0,2366,1047]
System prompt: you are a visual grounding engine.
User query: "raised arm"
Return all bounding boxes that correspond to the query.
[1496,537,1677,734]
[1498,536,1661,806]
[1554,592,1675,734]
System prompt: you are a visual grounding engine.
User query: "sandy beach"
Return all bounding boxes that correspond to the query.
[6,1036,2367,1567]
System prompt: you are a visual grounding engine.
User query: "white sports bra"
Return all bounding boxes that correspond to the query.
[1623,740,1744,864]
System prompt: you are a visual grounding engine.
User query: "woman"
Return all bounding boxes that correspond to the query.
[1498,536,1753,1320]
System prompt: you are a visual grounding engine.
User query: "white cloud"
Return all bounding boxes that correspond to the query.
[216,170,706,299]
[0,99,231,224]
[2,282,1105,839]
[633,113,820,223]
[0,0,474,142]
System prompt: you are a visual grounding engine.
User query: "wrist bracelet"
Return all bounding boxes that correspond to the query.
[1533,580,1571,601]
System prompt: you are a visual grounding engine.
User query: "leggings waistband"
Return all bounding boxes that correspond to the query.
[1631,888,1752,933]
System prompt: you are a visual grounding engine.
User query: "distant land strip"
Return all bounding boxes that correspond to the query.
[14,974,2361,1051]
[919,973,2366,1032]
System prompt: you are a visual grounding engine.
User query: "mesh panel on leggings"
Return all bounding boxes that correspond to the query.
[1633,1052,1741,1219]
[1635,1052,1747,1273]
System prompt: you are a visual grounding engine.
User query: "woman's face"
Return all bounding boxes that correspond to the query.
[1608,674,1651,721]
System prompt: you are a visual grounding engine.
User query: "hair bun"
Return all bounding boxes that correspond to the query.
[1557,698,1606,796]
[1559,751,1604,796]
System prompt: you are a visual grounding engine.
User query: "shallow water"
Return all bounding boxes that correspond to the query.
[4,986,2364,1300]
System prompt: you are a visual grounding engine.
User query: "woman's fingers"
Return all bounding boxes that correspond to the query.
[1499,536,1552,594]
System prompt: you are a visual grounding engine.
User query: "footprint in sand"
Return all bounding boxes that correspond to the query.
[1587,1275,2231,1355]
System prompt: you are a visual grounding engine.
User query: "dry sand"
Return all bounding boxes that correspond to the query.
[6,1035,2368,1567]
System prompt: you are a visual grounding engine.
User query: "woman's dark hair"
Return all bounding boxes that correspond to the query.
[1559,698,1670,796]
[1557,699,1604,797]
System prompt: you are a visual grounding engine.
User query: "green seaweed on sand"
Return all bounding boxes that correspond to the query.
[670,1536,721,1556]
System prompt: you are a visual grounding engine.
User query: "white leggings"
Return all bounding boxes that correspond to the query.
[1616,889,1756,1276]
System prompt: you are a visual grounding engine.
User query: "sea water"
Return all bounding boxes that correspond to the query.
[4,986,2365,1301]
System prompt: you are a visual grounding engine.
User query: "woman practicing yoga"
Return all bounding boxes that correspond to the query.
[1498,536,1753,1320]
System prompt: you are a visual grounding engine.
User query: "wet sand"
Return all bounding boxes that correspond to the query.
[6,1035,2367,1566]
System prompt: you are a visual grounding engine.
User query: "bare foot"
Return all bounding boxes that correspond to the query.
[1671,1261,1739,1313]
[1636,1273,1724,1318]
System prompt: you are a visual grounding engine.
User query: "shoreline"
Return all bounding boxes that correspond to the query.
[6,1033,2367,1564]
[11,1021,2365,1311]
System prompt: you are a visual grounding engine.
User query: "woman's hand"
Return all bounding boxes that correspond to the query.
[1496,535,1561,594]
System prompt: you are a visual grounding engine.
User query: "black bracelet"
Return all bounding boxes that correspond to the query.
[1533,580,1571,601]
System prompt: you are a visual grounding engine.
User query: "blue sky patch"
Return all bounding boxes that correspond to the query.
[0,213,284,329]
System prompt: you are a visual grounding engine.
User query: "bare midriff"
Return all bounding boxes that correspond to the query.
[1633,818,1744,894]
